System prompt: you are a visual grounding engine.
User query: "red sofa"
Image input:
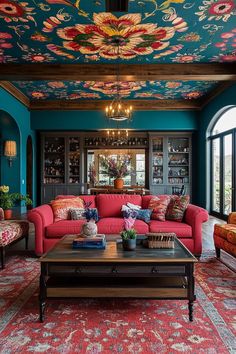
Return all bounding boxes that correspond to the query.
[28,194,208,257]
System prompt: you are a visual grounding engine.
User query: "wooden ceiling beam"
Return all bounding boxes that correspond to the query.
[0,63,236,81]
[0,81,30,107]
[29,99,201,111]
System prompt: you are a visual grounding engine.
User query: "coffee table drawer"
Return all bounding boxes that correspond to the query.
[47,264,186,276]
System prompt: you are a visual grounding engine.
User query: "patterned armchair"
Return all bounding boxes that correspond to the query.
[213,212,236,259]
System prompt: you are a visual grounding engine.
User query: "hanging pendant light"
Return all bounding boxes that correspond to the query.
[105,40,133,122]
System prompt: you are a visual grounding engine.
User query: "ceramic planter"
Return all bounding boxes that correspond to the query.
[114,178,124,189]
[122,238,136,251]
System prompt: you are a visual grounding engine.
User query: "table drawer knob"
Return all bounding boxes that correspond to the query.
[151,267,158,273]
[112,267,118,274]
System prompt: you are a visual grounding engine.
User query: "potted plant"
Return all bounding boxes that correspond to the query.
[120,228,137,251]
[0,185,32,219]
[100,155,131,189]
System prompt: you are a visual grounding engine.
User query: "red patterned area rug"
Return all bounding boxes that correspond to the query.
[0,252,235,354]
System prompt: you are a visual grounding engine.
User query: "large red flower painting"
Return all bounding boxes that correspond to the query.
[56,12,175,60]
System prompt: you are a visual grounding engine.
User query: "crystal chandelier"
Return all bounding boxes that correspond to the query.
[105,41,133,122]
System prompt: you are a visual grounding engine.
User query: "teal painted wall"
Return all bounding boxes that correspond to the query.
[197,83,236,208]
[0,88,37,208]
[31,110,198,131]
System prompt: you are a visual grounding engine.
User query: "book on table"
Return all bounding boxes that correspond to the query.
[72,234,106,249]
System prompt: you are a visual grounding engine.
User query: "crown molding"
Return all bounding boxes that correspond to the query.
[0,81,30,107]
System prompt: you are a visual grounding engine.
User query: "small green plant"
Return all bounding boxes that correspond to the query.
[120,228,137,240]
[0,185,32,210]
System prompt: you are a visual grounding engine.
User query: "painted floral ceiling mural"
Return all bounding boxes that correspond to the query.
[0,0,235,64]
[12,80,218,100]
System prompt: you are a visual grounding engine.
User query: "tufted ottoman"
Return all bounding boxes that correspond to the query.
[0,220,29,269]
[213,212,236,259]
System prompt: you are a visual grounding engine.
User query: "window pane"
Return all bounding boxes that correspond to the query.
[136,160,145,171]
[212,138,220,212]
[136,154,145,161]
[136,172,145,185]
[213,107,236,134]
[223,135,232,214]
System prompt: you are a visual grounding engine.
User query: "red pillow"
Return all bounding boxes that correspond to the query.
[51,197,84,222]
[55,195,76,199]
[148,195,171,221]
[166,195,190,222]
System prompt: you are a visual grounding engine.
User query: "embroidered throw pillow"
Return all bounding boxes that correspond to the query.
[148,195,171,221]
[166,195,190,222]
[136,209,152,223]
[51,197,84,222]
[70,208,86,220]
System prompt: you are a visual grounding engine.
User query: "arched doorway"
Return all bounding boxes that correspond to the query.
[208,107,236,219]
[26,135,33,209]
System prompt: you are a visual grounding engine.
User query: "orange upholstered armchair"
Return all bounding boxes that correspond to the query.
[213,212,236,259]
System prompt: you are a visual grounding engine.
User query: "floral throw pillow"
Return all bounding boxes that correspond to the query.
[166,195,190,222]
[51,197,84,222]
[148,195,171,221]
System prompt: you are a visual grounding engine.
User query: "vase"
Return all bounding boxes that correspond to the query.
[114,178,124,189]
[82,219,98,237]
[4,209,12,220]
[122,238,136,251]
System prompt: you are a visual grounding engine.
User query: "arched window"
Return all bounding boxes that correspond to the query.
[209,107,236,218]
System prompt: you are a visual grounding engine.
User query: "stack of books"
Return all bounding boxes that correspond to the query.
[72,234,106,249]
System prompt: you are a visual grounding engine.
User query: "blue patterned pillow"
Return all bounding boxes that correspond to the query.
[136,209,152,223]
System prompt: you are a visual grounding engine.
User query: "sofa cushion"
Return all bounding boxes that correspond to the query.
[97,217,149,234]
[148,195,171,221]
[166,195,190,222]
[214,223,236,244]
[46,220,86,238]
[142,195,155,209]
[149,220,192,238]
[96,194,142,218]
[50,197,84,222]
[55,195,96,208]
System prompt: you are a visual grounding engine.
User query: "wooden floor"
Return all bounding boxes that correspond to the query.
[10,215,224,253]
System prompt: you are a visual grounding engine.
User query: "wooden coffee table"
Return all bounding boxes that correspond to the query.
[39,235,197,322]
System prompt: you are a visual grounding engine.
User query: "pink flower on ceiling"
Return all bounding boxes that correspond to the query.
[173,53,204,63]
[0,0,36,23]
[56,12,175,60]
[183,91,202,99]
[31,32,49,42]
[47,81,65,88]
[0,32,12,39]
[165,82,182,89]
[31,92,47,99]
[22,52,55,63]
[84,81,146,96]
[211,52,236,61]
[196,0,235,22]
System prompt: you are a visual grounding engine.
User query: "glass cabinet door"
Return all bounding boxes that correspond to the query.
[168,137,190,185]
[68,137,80,184]
[152,138,163,185]
[43,137,65,184]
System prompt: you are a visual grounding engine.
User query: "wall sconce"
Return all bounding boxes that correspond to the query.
[4,140,17,167]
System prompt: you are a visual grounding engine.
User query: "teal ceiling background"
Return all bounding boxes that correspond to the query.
[12,80,218,100]
[0,0,235,64]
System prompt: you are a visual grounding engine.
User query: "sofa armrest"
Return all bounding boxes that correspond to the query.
[27,205,54,256]
[228,212,236,224]
[184,204,209,256]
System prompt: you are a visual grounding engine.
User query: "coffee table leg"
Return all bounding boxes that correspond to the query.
[39,263,47,322]
[187,264,195,322]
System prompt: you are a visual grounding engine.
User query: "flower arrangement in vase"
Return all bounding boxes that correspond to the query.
[0,185,32,219]
[100,155,132,188]
[81,201,98,238]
